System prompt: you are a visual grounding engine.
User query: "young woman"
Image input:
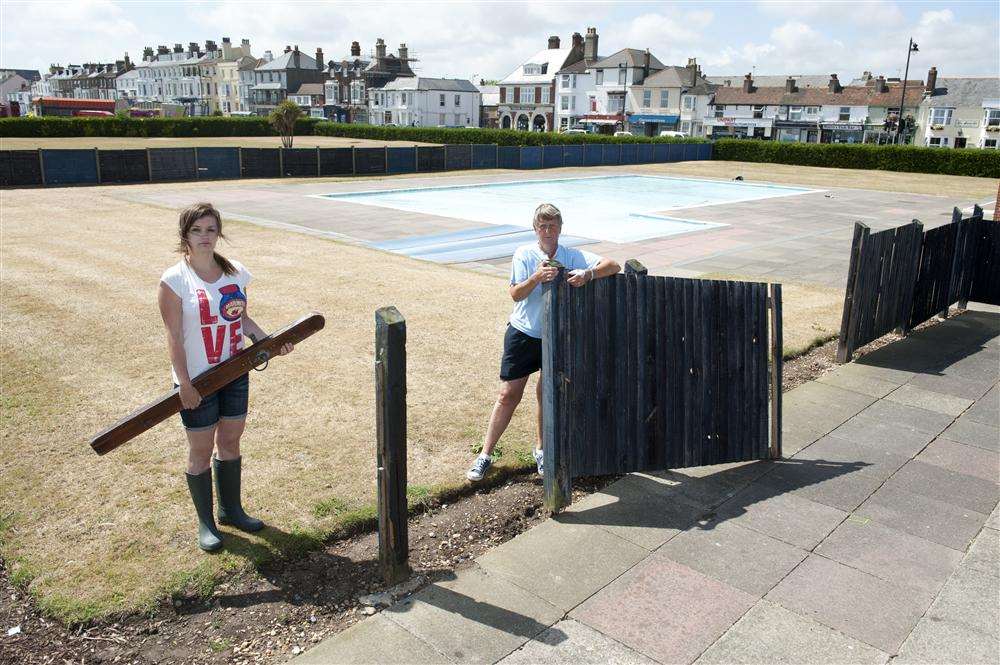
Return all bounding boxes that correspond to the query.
[158,202,292,551]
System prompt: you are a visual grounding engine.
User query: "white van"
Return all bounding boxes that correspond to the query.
[659,130,687,138]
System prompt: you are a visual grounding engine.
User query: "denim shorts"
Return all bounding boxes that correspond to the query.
[177,373,249,431]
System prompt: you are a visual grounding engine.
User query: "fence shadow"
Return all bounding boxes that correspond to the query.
[554,457,868,533]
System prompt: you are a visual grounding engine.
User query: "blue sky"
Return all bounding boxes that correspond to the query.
[3,1,998,82]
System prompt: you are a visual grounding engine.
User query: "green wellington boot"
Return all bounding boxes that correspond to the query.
[213,456,264,532]
[185,469,223,552]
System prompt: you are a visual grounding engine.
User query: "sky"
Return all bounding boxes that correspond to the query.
[2,0,998,83]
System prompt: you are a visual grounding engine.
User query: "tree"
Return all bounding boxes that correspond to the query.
[269,99,303,148]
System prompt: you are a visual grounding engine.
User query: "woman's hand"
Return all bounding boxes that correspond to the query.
[178,381,201,410]
[277,342,294,356]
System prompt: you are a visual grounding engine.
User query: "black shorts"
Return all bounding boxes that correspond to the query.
[500,325,542,381]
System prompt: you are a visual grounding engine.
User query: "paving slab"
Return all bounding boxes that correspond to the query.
[940,352,1000,385]
[964,387,999,427]
[498,619,657,664]
[694,600,889,665]
[571,557,756,665]
[907,372,995,401]
[884,460,999,515]
[856,484,989,551]
[915,438,1000,482]
[816,370,900,399]
[765,554,934,653]
[384,566,563,664]
[894,617,999,665]
[925,565,1000,638]
[784,381,876,416]
[885,384,974,416]
[987,502,1000,530]
[815,517,963,595]
[963,528,1000,577]
[941,416,1000,452]
[294,613,448,664]
[477,517,647,612]
[841,361,916,385]
[637,469,748,509]
[852,337,962,373]
[854,400,955,436]
[656,520,808,597]
[559,474,706,550]
[828,414,936,457]
[713,479,848,550]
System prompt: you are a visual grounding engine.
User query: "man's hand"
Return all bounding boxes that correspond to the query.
[566,268,593,288]
[533,264,559,285]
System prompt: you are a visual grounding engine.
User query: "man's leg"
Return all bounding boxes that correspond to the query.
[481,376,529,457]
[535,375,543,450]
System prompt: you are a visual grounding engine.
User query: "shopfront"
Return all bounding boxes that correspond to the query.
[707,118,772,140]
[820,122,864,143]
[580,113,623,134]
[629,113,680,136]
[774,120,820,143]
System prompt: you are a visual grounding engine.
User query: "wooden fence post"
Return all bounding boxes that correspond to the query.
[624,259,648,276]
[37,149,46,187]
[768,283,783,459]
[146,147,153,182]
[316,145,321,176]
[836,222,867,363]
[93,147,102,183]
[940,207,963,320]
[542,270,570,513]
[278,147,285,177]
[899,219,924,336]
[237,147,243,178]
[375,306,410,585]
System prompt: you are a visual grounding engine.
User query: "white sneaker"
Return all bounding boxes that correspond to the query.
[533,448,544,476]
[466,455,493,482]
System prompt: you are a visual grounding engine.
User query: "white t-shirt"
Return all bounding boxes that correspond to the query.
[160,258,252,383]
[508,243,601,339]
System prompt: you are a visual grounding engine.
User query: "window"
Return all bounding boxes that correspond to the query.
[454,94,461,107]
[929,108,953,125]
[659,90,668,107]
[642,90,651,107]
[589,96,596,112]
[523,64,541,76]
[541,87,550,104]
[560,74,570,90]
[838,106,851,121]
[753,105,764,119]
[439,93,445,107]
[681,121,690,133]
[789,106,803,120]
[522,87,534,104]
[595,70,603,85]
[805,106,819,115]
[985,139,997,149]
[560,95,569,111]
[617,67,626,85]
[682,95,694,111]
[986,109,1000,126]
[714,106,724,119]
[928,137,949,147]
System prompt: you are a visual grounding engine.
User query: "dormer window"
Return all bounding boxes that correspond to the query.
[523,64,542,76]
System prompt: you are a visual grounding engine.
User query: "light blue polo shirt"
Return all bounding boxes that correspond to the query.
[509,243,601,338]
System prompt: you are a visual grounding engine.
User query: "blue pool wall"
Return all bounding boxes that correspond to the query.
[4,142,713,188]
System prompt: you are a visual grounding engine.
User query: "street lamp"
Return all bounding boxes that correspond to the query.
[619,62,627,131]
[896,38,918,144]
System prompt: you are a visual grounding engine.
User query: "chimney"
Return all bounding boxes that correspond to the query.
[875,75,888,93]
[375,38,387,59]
[351,41,361,57]
[827,74,841,92]
[242,38,250,47]
[223,37,231,44]
[284,45,292,53]
[925,66,937,93]
[398,43,408,61]
[263,50,273,62]
[188,42,199,54]
[143,46,154,60]
[584,27,598,61]
[548,35,560,49]
[861,70,872,83]
[293,45,300,68]
[205,40,217,53]
[686,57,699,85]
[572,32,584,48]
[742,73,754,93]
[785,77,797,93]
[642,49,650,81]
[173,43,183,53]
[316,47,324,70]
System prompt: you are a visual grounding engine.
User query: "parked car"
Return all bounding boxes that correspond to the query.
[613,130,633,137]
[561,128,588,135]
[659,130,687,138]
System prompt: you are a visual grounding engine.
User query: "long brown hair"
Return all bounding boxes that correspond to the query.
[176,202,237,276]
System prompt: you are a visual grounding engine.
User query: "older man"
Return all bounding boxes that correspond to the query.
[467,203,620,481]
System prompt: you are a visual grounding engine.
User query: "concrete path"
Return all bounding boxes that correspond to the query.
[297,308,999,665]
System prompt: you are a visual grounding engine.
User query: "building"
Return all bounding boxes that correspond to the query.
[250,45,325,116]
[115,67,140,100]
[136,43,212,114]
[289,82,327,117]
[349,39,417,123]
[708,74,833,89]
[919,69,1000,149]
[1,73,31,115]
[324,41,369,122]
[369,77,480,127]
[477,82,500,127]
[704,73,925,143]
[499,32,586,131]
[630,58,714,136]
[238,53,269,115]
[553,28,604,131]
[214,38,256,114]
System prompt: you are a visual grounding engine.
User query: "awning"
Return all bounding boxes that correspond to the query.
[629,114,679,123]
[583,119,619,125]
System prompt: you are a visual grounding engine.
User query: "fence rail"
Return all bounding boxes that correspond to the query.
[542,267,782,512]
[837,205,999,362]
[0,142,713,189]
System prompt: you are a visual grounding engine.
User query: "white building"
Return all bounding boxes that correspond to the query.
[919,70,1000,149]
[628,59,713,136]
[135,43,213,114]
[499,32,585,131]
[369,77,480,127]
[115,68,140,100]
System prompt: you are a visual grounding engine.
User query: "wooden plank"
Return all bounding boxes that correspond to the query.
[698,280,713,466]
[897,220,924,334]
[634,270,649,470]
[614,274,628,472]
[651,276,667,470]
[542,271,570,512]
[769,283,783,459]
[940,208,963,318]
[375,306,410,585]
[837,223,868,362]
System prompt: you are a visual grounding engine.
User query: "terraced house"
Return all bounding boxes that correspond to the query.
[249,45,324,116]
[499,32,585,131]
[919,69,1000,149]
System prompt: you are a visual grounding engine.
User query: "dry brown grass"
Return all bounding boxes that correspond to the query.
[0,135,437,150]
[0,185,533,620]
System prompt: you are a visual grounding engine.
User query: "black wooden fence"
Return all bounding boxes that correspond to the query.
[541,264,782,511]
[837,205,1000,362]
[0,142,713,189]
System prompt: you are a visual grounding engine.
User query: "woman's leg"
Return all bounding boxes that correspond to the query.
[212,416,263,532]
[186,426,217,474]
[184,425,223,551]
[215,417,245,460]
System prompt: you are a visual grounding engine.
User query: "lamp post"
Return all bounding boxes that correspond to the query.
[619,62,627,131]
[896,38,918,144]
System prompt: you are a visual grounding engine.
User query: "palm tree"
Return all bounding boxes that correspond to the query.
[269,99,303,148]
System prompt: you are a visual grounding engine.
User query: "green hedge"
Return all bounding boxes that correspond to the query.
[713,139,1000,178]
[312,122,708,146]
[0,116,322,138]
